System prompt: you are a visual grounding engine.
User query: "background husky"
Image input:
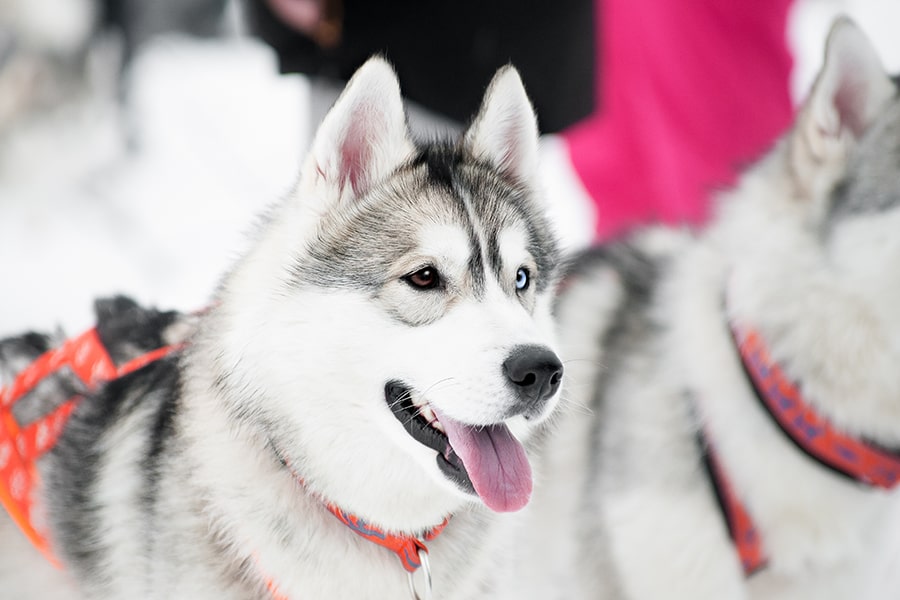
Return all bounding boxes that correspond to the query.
[0,58,564,598]
[511,18,900,600]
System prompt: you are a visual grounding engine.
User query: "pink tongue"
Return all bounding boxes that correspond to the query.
[434,410,532,512]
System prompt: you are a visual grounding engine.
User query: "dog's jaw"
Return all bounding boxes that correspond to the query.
[385,380,535,513]
[385,381,475,495]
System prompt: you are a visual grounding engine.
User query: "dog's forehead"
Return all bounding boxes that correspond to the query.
[291,142,558,291]
[401,146,558,281]
[381,143,539,240]
[413,222,472,265]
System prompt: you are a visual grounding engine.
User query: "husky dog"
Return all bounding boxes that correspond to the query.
[0,58,564,598]
[514,18,900,600]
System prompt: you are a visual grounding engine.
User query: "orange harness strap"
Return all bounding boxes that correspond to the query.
[0,328,179,566]
[2,328,443,599]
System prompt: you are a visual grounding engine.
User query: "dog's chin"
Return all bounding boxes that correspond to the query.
[384,380,534,513]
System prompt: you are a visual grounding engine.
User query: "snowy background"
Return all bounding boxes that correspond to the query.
[1,0,900,337]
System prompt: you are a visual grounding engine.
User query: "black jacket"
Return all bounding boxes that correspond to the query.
[245,0,596,133]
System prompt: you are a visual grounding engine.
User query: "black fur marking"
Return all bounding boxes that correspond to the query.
[18,332,52,354]
[561,241,664,495]
[584,243,660,414]
[463,252,485,295]
[46,356,181,580]
[140,366,181,550]
[486,233,504,287]
[412,142,463,189]
[0,331,53,370]
[95,295,180,366]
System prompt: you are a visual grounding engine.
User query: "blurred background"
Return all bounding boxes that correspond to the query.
[0,0,898,337]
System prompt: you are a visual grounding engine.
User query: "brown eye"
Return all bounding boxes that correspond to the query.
[404,266,441,290]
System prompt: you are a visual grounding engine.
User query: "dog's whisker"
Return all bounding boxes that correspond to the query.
[558,394,594,417]
[421,377,458,397]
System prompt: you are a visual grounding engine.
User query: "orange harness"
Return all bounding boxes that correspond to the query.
[1,328,446,599]
[0,328,179,565]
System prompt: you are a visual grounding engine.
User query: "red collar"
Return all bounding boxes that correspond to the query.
[252,475,450,600]
[322,503,449,572]
[265,456,450,598]
[704,324,900,577]
[262,504,448,600]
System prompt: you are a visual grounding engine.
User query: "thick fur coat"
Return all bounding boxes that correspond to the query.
[510,18,900,600]
[0,59,564,599]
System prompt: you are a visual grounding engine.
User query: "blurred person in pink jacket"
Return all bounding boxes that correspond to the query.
[249,0,795,243]
[565,0,795,240]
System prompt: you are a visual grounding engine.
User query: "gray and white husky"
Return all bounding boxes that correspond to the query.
[512,17,900,600]
[0,58,564,598]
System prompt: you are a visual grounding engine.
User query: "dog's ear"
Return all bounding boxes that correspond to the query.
[307,57,413,200]
[792,18,894,196]
[464,66,539,185]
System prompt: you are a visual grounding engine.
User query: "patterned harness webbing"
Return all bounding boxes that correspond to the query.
[699,434,767,576]
[702,324,900,578]
[0,328,179,565]
[736,327,900,488]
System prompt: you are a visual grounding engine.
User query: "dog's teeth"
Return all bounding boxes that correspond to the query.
[415,403,444,433]
[419,404,435,422]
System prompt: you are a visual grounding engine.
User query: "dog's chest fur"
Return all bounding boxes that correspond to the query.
[531,227,900,600]
[12,353,512,599]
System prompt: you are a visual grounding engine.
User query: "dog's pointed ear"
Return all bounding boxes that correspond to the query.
[792,17,894,194]
[464,66,539,185]
[307,57,413,199]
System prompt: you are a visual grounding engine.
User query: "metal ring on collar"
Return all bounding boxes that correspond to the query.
[406,548,433,600]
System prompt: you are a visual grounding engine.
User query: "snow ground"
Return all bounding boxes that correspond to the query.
[1,0,899,337]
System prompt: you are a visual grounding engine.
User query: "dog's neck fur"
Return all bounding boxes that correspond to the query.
[676,138,900,579]
[675,246,895,581]
[731,324,900,490]
[701,316,900,576]
[174,350,492,598]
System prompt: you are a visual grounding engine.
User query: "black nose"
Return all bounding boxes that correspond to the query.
[503,345,563,415]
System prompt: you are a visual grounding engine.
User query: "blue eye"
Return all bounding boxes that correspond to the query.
[515,267,530,291]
